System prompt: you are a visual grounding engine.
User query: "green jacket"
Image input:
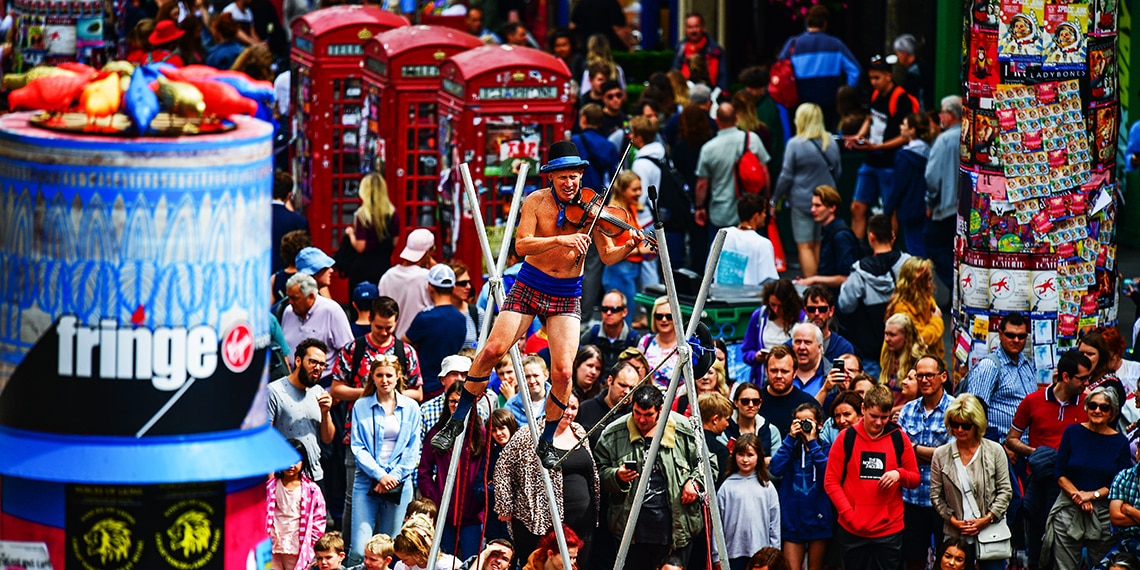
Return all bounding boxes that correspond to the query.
[594,411,709,548]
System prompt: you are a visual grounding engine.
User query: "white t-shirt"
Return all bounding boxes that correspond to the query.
[222,3,254,23]
[714,226,778,286]
[377,264,431,339]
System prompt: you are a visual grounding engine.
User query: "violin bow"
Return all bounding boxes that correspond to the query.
[576,141,634,266]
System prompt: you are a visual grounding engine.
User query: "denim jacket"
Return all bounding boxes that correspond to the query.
[351,393,422,484]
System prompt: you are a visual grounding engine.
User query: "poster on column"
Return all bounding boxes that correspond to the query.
[1041,3,1088,72]
[998,0,1044,81]
[968,30,1000,98]
[959,250,991,310]
[988,253,1031,312]
[1088,37,1117,103]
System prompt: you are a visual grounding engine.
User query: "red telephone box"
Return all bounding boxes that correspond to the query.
[290,6,409,266]
[361,25,483,259]
[436,45,572,281]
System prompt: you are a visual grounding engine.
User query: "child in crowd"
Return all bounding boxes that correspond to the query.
[313,532,348,570]
[769,402,831,570]
[717,433,781,570]
[698,391,733,488]
[404,497,438,522]
[266,438,326,570]
[393,514,458,570]
[349,534,395,570]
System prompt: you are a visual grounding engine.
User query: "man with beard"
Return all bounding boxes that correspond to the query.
[268,338,335,483]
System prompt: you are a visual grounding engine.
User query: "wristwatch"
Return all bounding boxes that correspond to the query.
[1094,490,1102,499]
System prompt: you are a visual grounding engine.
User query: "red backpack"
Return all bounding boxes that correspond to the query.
[735,133,768,196]
[769,38,799,108]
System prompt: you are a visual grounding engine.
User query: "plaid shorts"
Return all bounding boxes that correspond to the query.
[502,278,581,319]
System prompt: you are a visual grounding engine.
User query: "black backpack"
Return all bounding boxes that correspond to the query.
[641,155,693,231]
[838,424,906,485]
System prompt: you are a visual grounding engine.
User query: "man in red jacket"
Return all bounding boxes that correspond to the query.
[823,384,920,570]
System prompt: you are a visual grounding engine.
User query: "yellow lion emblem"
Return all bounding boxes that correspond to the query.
[83,518,133,565]
[166,510,212,559]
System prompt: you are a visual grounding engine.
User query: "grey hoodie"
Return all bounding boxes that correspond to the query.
[837,250,912,314]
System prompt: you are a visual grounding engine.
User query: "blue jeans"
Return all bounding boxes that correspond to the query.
[924,216,955,287]
[899,218,926,258]
[603,259,642,326]
[350,468,413,559]
[439,522,483,560]
[853,163,895,207]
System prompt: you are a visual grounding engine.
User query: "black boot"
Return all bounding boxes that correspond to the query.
[430,419,465,451]
[535,438,561,470]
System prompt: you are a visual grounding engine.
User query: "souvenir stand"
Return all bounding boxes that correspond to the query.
[290,5,409,292]
[435,45,572,284]
[954,2,1119,381]
[360,25,483,258]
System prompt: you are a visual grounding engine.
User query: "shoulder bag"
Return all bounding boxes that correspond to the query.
[951,442,1011,560]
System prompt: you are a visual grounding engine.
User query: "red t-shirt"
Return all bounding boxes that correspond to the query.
[1010,385,1088,450]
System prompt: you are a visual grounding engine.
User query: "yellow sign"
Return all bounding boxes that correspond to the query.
[358,27,374,40]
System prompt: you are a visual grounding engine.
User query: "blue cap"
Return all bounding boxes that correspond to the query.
[295,246,335,275]
[353,282,379,305]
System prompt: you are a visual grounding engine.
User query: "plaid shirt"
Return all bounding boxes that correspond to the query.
[898,392,952,506]
[1111,464,1140,536]
[962,348,1037,439]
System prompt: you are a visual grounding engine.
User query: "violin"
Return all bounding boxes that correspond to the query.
[562,187,658,251]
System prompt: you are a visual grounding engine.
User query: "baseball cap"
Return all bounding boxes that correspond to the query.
[868,55,892,72]
[427,264,456,288]
[352,282,378,305]
[439,355,472,377]
[400,228,435,262]
[295,247,335,275]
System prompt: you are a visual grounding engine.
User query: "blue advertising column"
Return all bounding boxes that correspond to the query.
[0,112,297,569]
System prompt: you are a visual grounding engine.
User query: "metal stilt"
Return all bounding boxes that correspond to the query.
[612,227,731,570]
[426,163,574,570]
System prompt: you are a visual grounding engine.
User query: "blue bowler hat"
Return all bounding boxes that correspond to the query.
[539,140,590,173]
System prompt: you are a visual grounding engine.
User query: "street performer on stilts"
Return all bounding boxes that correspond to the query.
[432,140,647,469]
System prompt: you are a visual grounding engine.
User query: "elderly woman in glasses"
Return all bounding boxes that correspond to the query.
[637,296,681,388]
[929,394,1012,570]
[1043,386,1132,570]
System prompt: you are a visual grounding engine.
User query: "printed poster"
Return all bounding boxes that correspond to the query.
[1089,37,1117,103]
[968,30,1000,99]
[1042,3,1088,71]
[998,0,1045,64]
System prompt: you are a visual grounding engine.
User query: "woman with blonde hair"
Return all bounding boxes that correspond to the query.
[667,70,690,109]
[930,393,1012,570]
[602,171,655,327]
[733,90,773,164]
[577,34,626,96]
[771,103,841,277]
[885,257,944,359]
[637,296,681,387]
[344,173,398,292]
[880,313,926,408]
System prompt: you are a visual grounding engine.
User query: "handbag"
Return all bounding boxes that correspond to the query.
[367,480,405,504]
[952,442,1012,560]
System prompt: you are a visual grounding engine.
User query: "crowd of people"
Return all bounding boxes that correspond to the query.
[251,2,1140,570]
